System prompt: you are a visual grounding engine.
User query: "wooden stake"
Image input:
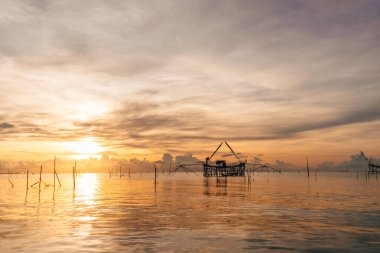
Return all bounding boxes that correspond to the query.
[55,171,62,187]
[73,166,76,190]
[53,156,56,190]
[38,165,42,195]
[26,170,29,190]
[25,170,29,201]
[154,165,157,191]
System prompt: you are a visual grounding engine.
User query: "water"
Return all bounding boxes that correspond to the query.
[0,172,379,252]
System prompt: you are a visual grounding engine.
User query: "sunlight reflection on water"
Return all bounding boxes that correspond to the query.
[0,172,379,252]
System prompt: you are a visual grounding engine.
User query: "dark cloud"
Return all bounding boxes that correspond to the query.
[267,103,380,136]
[0,122,14,129]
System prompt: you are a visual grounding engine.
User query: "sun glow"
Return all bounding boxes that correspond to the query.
[76,173,97,204]
[62,137,105,159]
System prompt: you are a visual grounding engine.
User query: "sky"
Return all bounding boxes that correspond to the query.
[1,0,380,167]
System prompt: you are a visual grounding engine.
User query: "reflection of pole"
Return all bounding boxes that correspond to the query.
[119,166,122,178]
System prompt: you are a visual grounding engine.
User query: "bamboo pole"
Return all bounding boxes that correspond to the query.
[53,157,61,187]
[54,156,56,190]
[38,165,42,197]
[55,171,62,187]
[25,170,29,201]
[73,165,76,189]
[154,165,157,191]
[26,170,29,190]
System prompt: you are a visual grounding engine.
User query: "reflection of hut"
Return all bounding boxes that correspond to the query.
[203,142,245,177]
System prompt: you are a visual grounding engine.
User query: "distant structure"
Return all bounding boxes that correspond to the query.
[203,141,246,177]
[360,151,380,174]
[169,141,280,176]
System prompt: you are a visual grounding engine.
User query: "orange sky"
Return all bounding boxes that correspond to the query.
[0,1,380,167]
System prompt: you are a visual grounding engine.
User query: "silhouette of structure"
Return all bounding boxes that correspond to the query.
[360,151,380,174]
[203,142,246,177]
[168,141,280,177]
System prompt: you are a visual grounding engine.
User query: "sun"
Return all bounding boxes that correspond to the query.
[62,137,105,159]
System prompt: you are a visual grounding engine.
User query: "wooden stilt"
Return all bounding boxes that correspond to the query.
[53,156,56,190]
[38,165,42,198]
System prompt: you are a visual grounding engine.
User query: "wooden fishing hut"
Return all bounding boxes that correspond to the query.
[203,141,246,177]
[360,151,380,174]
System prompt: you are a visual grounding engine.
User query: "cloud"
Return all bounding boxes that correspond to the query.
[266,102,380,137]
[0,122,14,129]
[0,0,380,162]
[314,153,376,171]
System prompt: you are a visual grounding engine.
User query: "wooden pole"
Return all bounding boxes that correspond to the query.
[120,165,122,178]
[38,165,42,196]
[54,156,56,190]
[55,170,62,187]
[73,166,76,190]
[25,170,29,201]
[129,167,131,178]
[154,164,157,191]
[306,157,310,178]
[26,170,29,190]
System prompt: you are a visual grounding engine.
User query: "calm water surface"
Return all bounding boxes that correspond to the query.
[0,172,379,252]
